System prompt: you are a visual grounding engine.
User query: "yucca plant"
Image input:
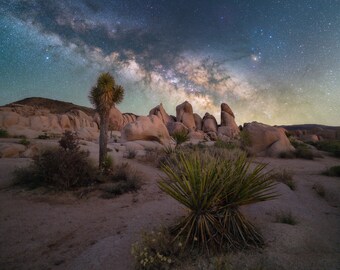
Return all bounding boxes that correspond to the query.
[172,130,189,148]
[159,151,277,253]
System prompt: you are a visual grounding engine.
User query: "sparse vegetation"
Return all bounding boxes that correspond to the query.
[18,138,30,147]
[273,170,295,190]
[58,131,79,151]
[278,151,296,159]
[240,130,252,147]
[101,155,114,175]
[313,183,326,198]
[295,144,315,160]
[0,129,9,138]
[127,149,137,159]
[159,151,277,252]
[172,130,189,147]
[100,163,141,198]
[314,140,340,158]
[37,133,50,140]
[322,166,340,177]
[131,229,185,269]
[275,211,298,225]
[214,139,237,149]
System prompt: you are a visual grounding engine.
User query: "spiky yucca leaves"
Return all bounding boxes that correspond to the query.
[159,151,277,253]
[172,130,189,148]
[89,72,124,167]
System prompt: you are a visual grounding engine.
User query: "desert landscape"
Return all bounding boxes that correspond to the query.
[1,1,340,269]
[0,97,339,270]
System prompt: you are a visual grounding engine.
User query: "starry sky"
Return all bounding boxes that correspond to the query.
[0,0,339,125]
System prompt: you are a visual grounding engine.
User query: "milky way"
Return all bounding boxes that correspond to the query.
[0,0,339,125]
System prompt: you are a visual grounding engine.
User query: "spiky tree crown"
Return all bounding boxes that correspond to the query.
[89,72,124,115]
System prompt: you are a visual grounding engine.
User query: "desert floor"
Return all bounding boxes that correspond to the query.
[0,140,339,270]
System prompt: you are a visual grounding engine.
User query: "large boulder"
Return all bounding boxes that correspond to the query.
[121,115,171,145]
[243,122,294,157]
[193,113,202,130]
[167,122,189,136]
[202,113,218,133]
[220,103,239,138]
[176,101,196,130]
[149,103,174,127]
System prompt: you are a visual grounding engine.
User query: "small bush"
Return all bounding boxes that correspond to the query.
[240,130,252,147]
[275,211,297,225]
[131,229,185,270]
[127,149,137,159]
[37,133,50,140]
[313,183,326,197]
[101,155,114,175]
[100,163,141,198]
[322,166,340,177]
[214,139,237,149]
[295,144,315,160]
[279,151,295,159]
[314,140,340,158]
[59,131,79,151]
[19,138,30,147]
[273,170,295,190]
[0,129,9,138]
[172,130,189,147]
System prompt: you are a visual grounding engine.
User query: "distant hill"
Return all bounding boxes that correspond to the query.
[4,97,95,116]
[281,124,340,131]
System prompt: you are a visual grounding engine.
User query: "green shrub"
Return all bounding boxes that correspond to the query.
[313,183,326,197]
[240,130,252,147]
[275,211,297,225]
[295,144,315,160]
[322,166,340,177]
[314,140,340,158]
[0,129,9,138]
[19,138,30,147]
[127,149,137,159]
[214,139,237,150]
[131,229,185,269]
[13,147,96,190]
[101,155,114,174]
[37,133,50,140]
[172,130,189,147]
[59,131,79,151]
[273,170,295,190]
[159,151,277,252]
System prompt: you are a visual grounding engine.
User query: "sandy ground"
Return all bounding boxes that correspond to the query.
[0,141,339,270]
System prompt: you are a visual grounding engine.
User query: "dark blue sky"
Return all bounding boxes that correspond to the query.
[1,0,339,125]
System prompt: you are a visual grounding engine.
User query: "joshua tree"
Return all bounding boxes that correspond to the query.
[89,72,124,167]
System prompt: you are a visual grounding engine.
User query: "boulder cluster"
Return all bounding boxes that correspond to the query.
[0,99,296,157]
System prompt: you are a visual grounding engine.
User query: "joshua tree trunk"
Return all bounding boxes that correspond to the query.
[99,113,109,167]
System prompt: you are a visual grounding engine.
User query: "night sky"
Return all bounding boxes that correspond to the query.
[1,0,339,125]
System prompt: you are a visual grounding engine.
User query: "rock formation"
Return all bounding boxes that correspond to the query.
[149,103,174,127]
[121,115,171,145]
[242,122,294,157]
[218,103,239,140]
[175,101,196,130]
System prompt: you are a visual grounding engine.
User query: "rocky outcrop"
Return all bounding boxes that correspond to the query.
[121,116,171,145]
[108,107,138,131]
[193,113,202,130]
[149,103,174,127]
[219,103,239,139]
[167,122,189,136]
[202,113,218,133]
[176,101,196,130]
[243,122,294,157]
[0,105,99,140]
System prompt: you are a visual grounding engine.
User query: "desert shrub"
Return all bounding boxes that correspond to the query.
[278,151,295,159]
[13,147,96,190]
[0,129,9,138]
[314,140,340,158]
[313,183,326,197]
[275,211,297,225]
[37,133,50,140]
[19,138,30,147]
[101,155,114,174]
[159,151,277,252]
[240,130,252,147]
[58,130,79,151]
[322,166,340,177]
[172,130,189,147]
[273,170,295,190]
[214,139,237,150]
[100,163,141,198]
[295,144,315,160]
[127,149,137,159]
[132,229,186,269]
